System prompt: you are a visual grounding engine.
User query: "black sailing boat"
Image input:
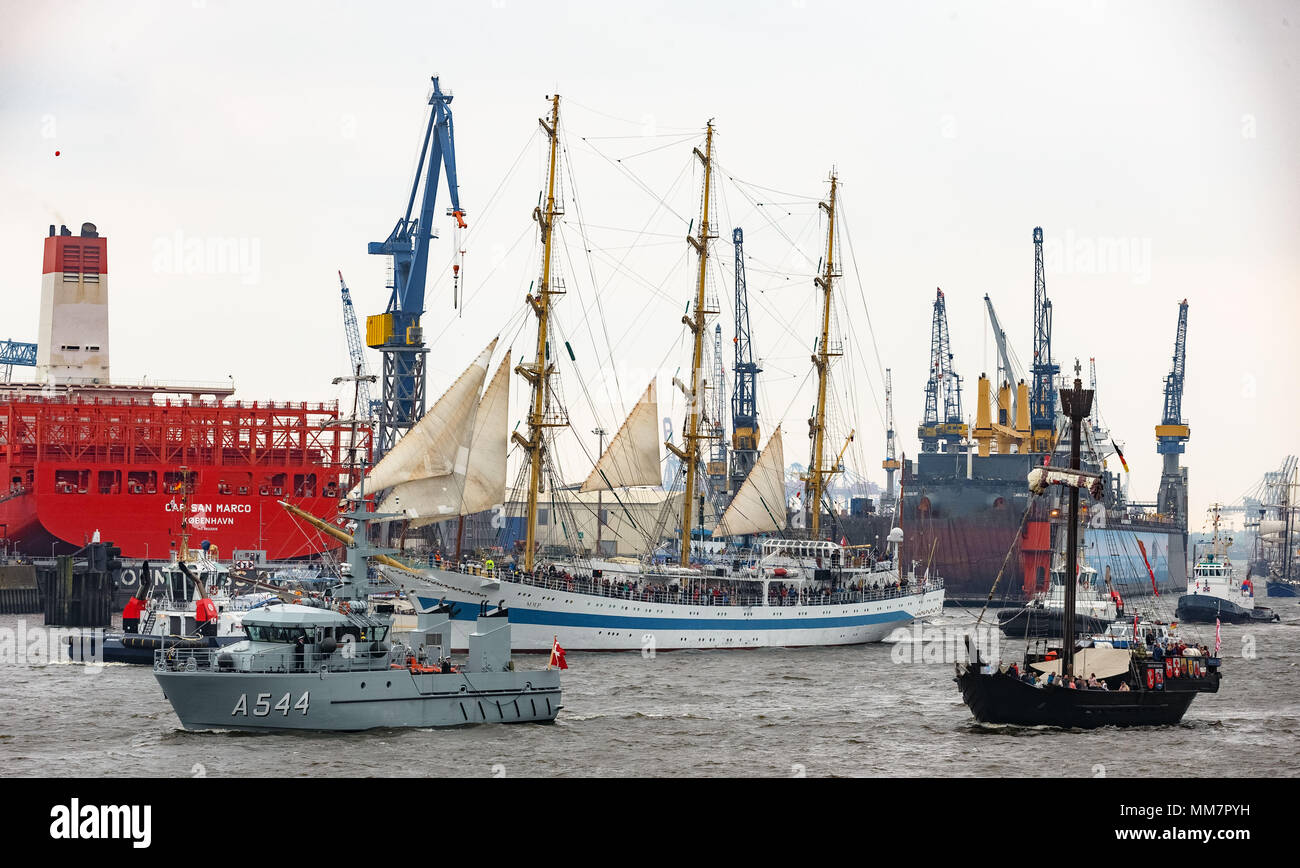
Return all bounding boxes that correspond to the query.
[955,364,1222,727]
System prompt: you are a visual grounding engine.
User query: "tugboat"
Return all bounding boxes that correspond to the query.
[68,554,248,664]
[1175,506,1278,624]
[996,556,1122,638]
[151,374,562,732]
[68,478,251,665]
[955,364,1222,728]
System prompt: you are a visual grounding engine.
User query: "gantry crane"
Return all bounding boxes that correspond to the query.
[1,339,37,382]
[366,76,465,459]
[729,227,761,497]
[338,271,376,419]
[918,288,966,452]
[1156,300,1190,520]
[706,322,729,502]
[881,368,899,511]
[983,293,1023,420]
[1029,227,1059,453]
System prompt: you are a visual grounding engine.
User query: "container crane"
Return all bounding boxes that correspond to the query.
[729,227,761,496]
[366,75,465,459]
[918,288,965,452]
[1029,227,1059,453]
[1156,300,1190,520]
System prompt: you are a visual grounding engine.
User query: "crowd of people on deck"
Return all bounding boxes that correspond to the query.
[418,547,927,607]
[1140,631,1211,661]
[992,660,1131,691]
[987,622,1213,691]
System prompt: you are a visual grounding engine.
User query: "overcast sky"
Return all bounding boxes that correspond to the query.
[2,0,1296,529]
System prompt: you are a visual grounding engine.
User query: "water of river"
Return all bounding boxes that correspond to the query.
[2,599,1297,777]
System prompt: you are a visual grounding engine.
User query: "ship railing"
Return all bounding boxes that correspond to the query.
[433,566,942,608]
[154,645,399,674]
[6,390,341,413]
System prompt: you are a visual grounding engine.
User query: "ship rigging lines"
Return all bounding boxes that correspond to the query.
[404,105,900,548]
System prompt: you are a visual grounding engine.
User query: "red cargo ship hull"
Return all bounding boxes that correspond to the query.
[1,394,366,560]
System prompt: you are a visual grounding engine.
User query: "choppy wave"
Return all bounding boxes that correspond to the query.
[3,600,1299,777]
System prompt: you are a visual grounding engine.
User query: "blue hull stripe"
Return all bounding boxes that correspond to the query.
[414,595,913,631]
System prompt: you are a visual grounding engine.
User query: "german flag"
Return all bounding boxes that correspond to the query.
[1111,440,1129,473]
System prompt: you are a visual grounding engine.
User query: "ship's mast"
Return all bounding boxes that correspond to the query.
[1060,361,1093,679]
[806,173,841,538]
[514,94,565,574]
[178,465,191,561]
[669,123,717,566]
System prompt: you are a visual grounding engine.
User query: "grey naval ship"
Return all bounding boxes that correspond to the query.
[152,448,562,732]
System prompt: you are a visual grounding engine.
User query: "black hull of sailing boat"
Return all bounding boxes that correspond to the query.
[954,668,1213,728]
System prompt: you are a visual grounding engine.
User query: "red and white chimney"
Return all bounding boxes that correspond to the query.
[36,222,110,385]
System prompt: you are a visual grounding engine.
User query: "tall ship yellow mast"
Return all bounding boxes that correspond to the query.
[665,122,719,566]
[373,121,945,653]
[805,172,847,538]
[512,94,567,573]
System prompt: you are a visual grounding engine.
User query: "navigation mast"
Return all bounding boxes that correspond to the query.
[806,173,842,538]
[667,122,718,566]
[512,94,567,573]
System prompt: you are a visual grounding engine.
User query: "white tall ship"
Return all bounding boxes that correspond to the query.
[306,96,943,651]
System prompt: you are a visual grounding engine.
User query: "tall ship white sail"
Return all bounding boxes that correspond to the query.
[346,96,943,650]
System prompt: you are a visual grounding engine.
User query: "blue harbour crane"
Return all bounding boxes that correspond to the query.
[1156,300,1190,520]
[728,227,762,496]
[1029,227,1059,453]
[366,75,465,458]
[1,339,38,382]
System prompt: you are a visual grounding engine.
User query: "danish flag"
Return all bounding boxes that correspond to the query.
[548,636,568,670]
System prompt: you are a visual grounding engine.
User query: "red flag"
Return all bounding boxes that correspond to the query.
[1136,539,1160,596]
[1132,613,1139,642]
[1214,618,1221,656]
[840,536,848,546]
[549,636,568,671]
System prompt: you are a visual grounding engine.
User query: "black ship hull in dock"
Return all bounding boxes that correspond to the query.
[901,452,1188,602]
